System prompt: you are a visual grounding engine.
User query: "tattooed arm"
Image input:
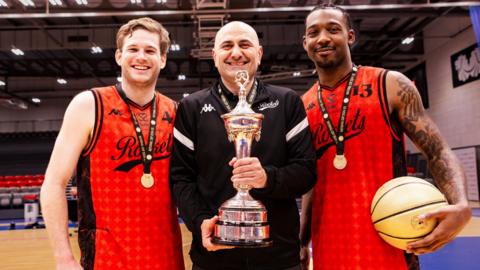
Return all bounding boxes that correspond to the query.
[386,71,471,254]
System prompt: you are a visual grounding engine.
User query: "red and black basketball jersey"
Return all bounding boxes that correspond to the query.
[76,85,184,270]
[302,66,418,269]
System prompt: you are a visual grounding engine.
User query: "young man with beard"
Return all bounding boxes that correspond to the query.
[41,17,184,270]
[299,4,471,270]
[170,21,316,270]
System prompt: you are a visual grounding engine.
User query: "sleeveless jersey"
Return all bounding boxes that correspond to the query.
[76,85,184,270]
[302,66,418,270]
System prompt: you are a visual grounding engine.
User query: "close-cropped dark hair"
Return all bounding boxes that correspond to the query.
[305,3,353,30]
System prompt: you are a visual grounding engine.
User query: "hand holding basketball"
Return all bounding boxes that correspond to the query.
[370,177,448,250]
[406,203,471,255]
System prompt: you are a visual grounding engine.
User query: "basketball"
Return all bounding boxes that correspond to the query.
[370,176,448,250]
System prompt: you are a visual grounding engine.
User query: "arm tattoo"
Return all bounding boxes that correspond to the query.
[396,76,465,204]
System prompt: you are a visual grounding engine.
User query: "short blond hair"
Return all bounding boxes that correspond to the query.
[116,17,170,54]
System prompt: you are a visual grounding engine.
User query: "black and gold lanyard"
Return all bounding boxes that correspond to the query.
[316,65,358,170]
[117,85,158,188]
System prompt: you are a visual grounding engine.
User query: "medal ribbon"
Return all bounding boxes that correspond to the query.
[218,80,258,112]
[316,66,358,156]
[117,85,158,175]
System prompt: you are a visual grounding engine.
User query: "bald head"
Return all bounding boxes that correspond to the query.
[214,21,260,49]
[212,21,263,95]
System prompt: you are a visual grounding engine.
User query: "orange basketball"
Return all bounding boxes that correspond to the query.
[370,176,448,250]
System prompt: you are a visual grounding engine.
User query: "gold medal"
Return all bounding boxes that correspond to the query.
[141,173,154,189]
[333,154,347,170]
[317,67,358,173]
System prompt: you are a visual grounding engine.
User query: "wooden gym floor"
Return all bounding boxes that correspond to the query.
[1,204,479,270]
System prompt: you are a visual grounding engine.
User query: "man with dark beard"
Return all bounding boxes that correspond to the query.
[299,4,471,270]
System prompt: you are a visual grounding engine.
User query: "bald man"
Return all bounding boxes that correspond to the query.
[170,21,317,270]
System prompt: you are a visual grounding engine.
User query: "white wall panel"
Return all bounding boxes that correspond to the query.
[406,16,480,153]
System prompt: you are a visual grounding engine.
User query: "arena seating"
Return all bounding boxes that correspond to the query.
[0,174,44,208]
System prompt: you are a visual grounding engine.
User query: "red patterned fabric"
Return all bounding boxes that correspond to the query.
[302,66,409,270]
[77,86,184,270]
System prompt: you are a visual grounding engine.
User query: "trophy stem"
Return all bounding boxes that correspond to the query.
[238,86,247,103]
[232,187,253,205]
[235,137,251,160]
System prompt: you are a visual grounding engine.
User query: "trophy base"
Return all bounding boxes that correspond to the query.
[212,236,272,248]
[213,187,272,248]
[213,217,272,248]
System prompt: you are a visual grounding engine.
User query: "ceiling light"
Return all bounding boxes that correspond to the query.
[170,43,180,52]
[293,71,301,77]
[401,36,414,45]
[157,0,167,3]
[19,0,34,7]
[31,97,41,103]
[75,0,88,5]
[178,74,186,80]
[91,46,103,54]
[0,0,8,7]
[183,93,189,98]
[11,48,24,56]
[130,0,141,4]
[57,78,67,84]
[0,80,5,86]
[48,0,63,6]
[117,76,122,82]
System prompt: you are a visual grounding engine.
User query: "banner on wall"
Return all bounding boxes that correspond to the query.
[450,43,480,88]
[470,6,480,46]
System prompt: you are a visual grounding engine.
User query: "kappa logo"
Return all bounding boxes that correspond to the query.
[162,111,173,123]
[306,102,315,111]
[109,108,123,116]
[258,99,279,111]
[200,103,216,114]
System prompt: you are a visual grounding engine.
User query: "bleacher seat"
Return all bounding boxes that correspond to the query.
[12,193,23,207]
[21,186,41,194]
[0,174,45,208]
[0,193,12,208]
[23,194,38,202]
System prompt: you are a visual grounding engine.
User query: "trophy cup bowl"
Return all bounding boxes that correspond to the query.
[211,71,272,248]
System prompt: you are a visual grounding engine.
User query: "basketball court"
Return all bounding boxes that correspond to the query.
[1,208,480,269]
[1,0,480,269]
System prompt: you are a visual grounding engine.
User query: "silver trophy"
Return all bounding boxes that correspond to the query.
[212,70,272,247]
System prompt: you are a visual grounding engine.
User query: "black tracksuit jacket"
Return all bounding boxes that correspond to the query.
[170,80,316,270]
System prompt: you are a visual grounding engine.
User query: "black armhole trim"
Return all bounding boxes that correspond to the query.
[378,70,391,130]
[392,135,407,178]
[76,157,96,269]
[378,70,402,141]
[82,89,103,156]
